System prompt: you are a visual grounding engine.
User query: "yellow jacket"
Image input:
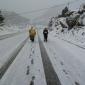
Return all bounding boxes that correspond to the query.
[29,28,36,37]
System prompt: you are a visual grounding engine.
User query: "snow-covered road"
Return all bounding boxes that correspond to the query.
[0,29,85,85]
[0,33,46,85]
[39,29,85,85]
[38,37,61,85]
[0,32,28,68]
[43,38,85,85]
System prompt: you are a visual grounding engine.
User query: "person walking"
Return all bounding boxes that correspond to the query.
[43,27,48,42]
[29,26,36,42]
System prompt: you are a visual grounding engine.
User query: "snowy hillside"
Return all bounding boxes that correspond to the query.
[0,10,30,36]
[2,10,29,27]
[34,0,85,25]
[47,2,85,48]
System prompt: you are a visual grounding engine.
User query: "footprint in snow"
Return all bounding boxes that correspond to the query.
[30,76,35,85]
[63,69,68,75]
[32,76,35,80]
[26,66,30,75]
[32,50,34,54]
[30,80,34,85]
[38,69,40,72]
[60,61,64,66]
[75,81,80,85]
[31,59,34,64]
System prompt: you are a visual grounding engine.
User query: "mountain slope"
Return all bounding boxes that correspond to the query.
[2,10,29,26]
[34,0,85,25]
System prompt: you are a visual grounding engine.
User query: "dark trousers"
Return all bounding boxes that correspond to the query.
[30,35,34,42]
[44,34,48,42]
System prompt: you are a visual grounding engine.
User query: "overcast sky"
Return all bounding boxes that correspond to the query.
[0,0,84,19]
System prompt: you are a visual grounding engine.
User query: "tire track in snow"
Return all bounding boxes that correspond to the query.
[56,36,85,49]
[0,37,28,79]
[0,32,23,40]
[38,37,61,85]
[45,39,81,85]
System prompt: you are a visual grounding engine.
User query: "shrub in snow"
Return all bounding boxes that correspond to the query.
[66,12,80,30]
[61,6,73,17]
[79,13,85,26]
[59,18,68,28]
[62,6,69,17]
[78,3,85,14]
[48,3,85,33]
[48,17,55,31]
[0,10,4,26]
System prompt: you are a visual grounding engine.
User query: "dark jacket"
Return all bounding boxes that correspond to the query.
[43,28,48,36]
